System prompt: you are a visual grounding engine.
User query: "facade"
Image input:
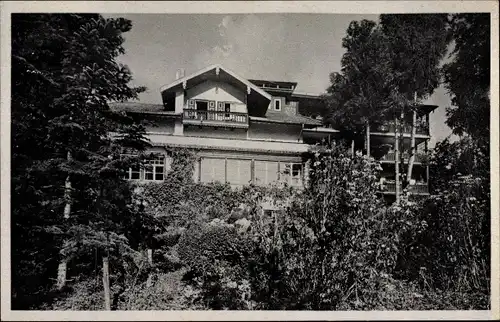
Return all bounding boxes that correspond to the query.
[111,64,436,197]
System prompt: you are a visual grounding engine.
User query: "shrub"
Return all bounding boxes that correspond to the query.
[245,144,421,310]
[177,220,254,309]
[396,138,490,304]
[119,269,207,310]
[41,278,105,310]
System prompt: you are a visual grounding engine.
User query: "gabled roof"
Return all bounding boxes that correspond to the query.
[160,64,272,101]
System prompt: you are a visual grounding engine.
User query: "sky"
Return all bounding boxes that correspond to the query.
[106,13,457,147]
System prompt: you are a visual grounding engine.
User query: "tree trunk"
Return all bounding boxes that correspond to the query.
[398,110,406,190]
[147,249,153,265]
[406,109,417,186]
[56,261,67,290]
[102,256,111,310]
[366,122,370,157]
[394,116,400,204]
[406,93,418,188]
[56,150,72,290]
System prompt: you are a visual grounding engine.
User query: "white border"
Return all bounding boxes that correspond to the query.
[1,1,499,321]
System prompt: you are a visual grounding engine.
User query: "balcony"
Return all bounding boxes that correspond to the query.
[183,109,248,128]
[372,122,429,136]
[381,181,429,195]
[379,152,428,164]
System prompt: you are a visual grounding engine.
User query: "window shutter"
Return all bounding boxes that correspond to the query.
[217,102,224,111]
[188,99,195,107]
[209,100,215,110]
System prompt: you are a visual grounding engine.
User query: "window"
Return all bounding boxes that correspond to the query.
[200,158,225,183]
[282,162,302,187]
[123,165,141,180]
[274,99,281,111]
[121,153,142,180]
[144,156,165,181]
[123,154,170,181]
[226,159,251,185]
[224,103,231,118]
[254,161,279,186]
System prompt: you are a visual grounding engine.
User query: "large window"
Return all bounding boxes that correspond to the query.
[200,158,226,183]
[254,161,279,186]
[226,159,251,185]
[123,154,170,181]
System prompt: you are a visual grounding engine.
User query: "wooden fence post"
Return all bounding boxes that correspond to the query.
[102,257,111,310]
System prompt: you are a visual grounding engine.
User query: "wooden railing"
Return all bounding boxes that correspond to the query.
[382,182,429,194]
[380,152,427,163]
[372,122,429,135]
[183,109,248,124]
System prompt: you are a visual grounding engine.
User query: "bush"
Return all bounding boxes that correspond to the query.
[244,145,420,310]
[41,278,105,310]
[119,269,206,310]
[395,138,490,303]
[177,220,254,309]
[172,144,434,310]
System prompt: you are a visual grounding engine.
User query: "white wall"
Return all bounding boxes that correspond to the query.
[186,80,247,113]
[248,122,302,142]
[184,126,248,140]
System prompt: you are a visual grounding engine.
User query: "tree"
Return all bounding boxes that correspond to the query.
[11,14,153,309]
[324,20,392,137]
[379,14,449,193]
[442,13,490,144]
[324,14,450,202]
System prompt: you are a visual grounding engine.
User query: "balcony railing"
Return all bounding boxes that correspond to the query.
[372,122,429,135]
[380,152,427,163]
[183,109,248,124]
[381,181,429,194]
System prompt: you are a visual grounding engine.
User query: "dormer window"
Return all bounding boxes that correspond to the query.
[274,99,281,111]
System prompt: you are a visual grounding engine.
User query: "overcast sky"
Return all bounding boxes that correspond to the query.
[106,13,456,147]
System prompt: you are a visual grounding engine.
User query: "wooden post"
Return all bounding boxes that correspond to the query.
[395,116,400,204]
[102,257,111,310]
[351,139,355,157]
[251,159,255,184]
[425,139,430,185]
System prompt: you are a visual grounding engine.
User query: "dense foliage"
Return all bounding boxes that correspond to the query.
[169,143,489,310]
[324,15,450,133]
[11,14,154,309]
[442,13,490,143]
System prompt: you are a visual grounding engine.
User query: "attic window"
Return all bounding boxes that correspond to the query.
[274,99,281,111]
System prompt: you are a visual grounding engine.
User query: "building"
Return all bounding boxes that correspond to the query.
[110,64,436,198]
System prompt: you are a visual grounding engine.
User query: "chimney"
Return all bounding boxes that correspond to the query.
[175,68,185,80]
